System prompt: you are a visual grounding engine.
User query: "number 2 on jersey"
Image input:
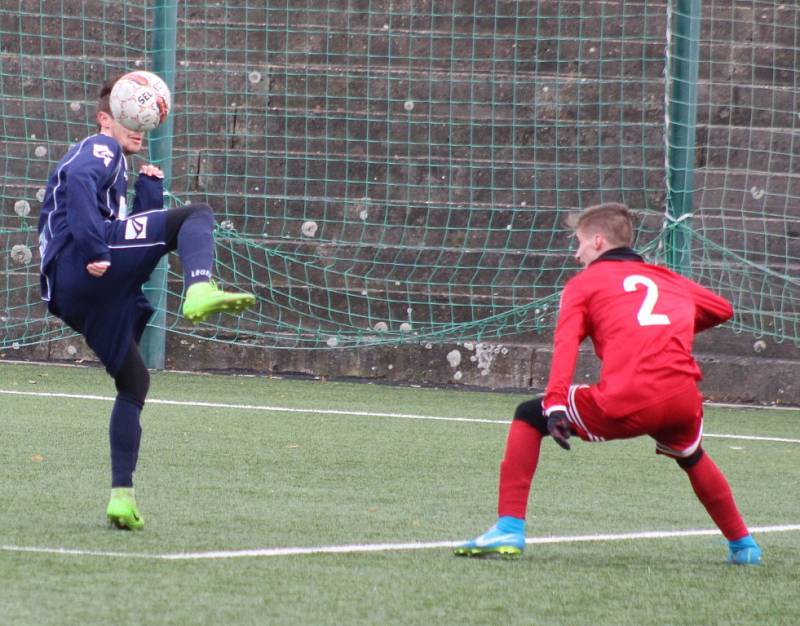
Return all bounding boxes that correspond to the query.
[623,275,671,326]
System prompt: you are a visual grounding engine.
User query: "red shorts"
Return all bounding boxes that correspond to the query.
[565,382,704,458]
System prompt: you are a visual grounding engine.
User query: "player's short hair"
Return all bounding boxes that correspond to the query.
[95,76,119,131]
[566,202,634,248]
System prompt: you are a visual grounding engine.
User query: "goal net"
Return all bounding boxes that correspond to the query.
[1,1,797,354]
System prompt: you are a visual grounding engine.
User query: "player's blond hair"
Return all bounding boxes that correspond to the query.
[566,202,634,248]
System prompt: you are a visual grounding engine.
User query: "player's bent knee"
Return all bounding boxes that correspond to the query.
[181,203,214,227]
[190,204,214,228]
[675,447,704,469]
[513,398,549,436]
[165,204,215,249]
[116,364,149,406]
[114,344,150,406]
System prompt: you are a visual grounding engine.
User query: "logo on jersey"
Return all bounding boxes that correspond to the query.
[93,143,115,167]
[124,216,148,240]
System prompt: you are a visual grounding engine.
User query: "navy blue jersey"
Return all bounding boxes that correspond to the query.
[37,133,163,301]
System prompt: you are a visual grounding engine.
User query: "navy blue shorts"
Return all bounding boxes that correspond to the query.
[47,209,172,376]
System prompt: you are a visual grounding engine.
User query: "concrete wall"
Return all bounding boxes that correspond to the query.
[4,324,798,406]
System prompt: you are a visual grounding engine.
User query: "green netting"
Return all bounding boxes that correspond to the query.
[671,0,800,343]
[1,1,798,354]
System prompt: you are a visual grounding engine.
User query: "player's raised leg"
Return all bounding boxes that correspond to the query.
[164,204,256,323]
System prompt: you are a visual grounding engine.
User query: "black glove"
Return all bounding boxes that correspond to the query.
[546,410,572,451]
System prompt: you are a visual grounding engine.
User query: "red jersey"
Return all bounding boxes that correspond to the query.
[543,249,733,418]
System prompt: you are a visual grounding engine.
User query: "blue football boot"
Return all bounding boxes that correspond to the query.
[454,517,526,559]
[728,535,762,565]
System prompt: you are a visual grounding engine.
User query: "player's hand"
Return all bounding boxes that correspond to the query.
[547,410,572,451]
[86,260,110,277]
[138,164,164,178]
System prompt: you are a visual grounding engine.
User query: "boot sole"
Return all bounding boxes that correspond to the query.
[453,546,522,559]
[107,514,144,530]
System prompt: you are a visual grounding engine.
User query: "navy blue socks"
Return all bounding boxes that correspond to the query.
[109,391,143,488]
[178,206,215,288]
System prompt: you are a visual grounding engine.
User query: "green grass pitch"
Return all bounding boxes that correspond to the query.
[1,360,798,625]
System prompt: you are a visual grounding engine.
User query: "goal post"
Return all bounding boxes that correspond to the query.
[140,0,179,369]
[665,0,702,274]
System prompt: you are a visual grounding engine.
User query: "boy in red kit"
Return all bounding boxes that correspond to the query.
[455,202,761,565]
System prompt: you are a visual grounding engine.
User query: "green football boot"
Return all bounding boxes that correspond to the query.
[182,280,256,323]
[106,487,145,530]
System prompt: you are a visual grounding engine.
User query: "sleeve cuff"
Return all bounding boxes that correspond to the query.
[544,404,568,417]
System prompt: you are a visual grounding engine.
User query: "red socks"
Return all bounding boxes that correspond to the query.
[497,420,543,519]
[683,452,749,541]
[496,420,749,541]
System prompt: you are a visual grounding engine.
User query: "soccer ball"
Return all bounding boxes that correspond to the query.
[109,71,171,132]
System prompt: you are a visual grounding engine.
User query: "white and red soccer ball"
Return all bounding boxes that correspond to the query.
[110,71,171,132]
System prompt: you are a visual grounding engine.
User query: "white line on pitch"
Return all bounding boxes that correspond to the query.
[0,389,502,424]
[2,388,800,443]
[706,401,800,412]
[704,433,800,444]
[1,524,798,561]
[4,358,800,413]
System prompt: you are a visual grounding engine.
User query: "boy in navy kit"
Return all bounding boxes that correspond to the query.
[38,76,256,529]
[455,203,761,565]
